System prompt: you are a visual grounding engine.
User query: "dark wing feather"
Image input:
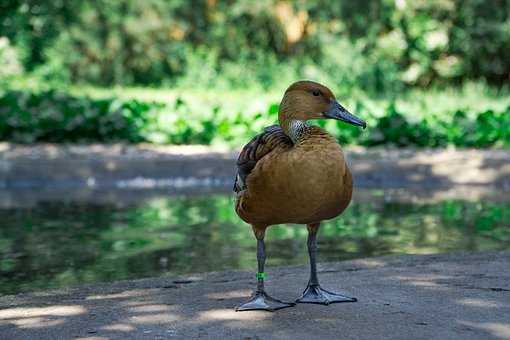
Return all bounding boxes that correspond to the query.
[233,125,292,193]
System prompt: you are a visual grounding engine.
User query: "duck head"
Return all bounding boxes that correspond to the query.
[278,80,366,141]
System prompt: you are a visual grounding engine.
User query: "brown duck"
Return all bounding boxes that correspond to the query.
[234,80,366,311]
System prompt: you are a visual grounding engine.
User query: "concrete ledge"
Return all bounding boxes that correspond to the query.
[0,143,509,190]
[1,252,509,339]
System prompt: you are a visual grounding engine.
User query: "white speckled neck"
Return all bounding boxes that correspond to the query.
[286,120,308,143]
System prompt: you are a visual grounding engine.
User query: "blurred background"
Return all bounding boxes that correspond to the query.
[0,0,509,146]
[0,0,509,295]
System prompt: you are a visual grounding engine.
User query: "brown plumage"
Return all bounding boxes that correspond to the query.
[235,125,352,226]
[234,80,357,227]
[234,80,366,312]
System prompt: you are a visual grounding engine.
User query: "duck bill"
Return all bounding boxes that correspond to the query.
[323,100,366,129]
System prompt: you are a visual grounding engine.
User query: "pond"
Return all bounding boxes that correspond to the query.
[0,189,509,295]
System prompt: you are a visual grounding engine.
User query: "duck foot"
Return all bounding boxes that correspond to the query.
[296,284,357,305]
[236,290,295,312]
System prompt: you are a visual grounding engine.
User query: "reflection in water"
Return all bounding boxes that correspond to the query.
[0,191,509,295]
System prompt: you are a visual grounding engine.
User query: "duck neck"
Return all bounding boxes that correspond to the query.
[280,119,308,143]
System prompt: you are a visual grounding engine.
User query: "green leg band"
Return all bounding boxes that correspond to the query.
[256,272,266,280]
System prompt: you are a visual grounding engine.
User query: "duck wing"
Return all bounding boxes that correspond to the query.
[233,125,292,193]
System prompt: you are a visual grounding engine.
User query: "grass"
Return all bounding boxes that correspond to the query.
[70,82,510,122]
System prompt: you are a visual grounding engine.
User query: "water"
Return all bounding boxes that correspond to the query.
[0,189,509,295]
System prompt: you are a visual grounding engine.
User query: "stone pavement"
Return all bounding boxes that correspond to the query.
[1,252,509,339]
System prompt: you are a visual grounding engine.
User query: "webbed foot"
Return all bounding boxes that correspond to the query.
[296,284,357,305]
[236,290,295,312]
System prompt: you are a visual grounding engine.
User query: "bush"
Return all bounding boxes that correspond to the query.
[0,90,157,143]
[361,105,510,148]
[1,1,509,89]
[0,89,508,148]
[0,37,23,81]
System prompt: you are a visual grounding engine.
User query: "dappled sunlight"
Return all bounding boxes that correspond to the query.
[105,160,117,171]
[128,312,181,324]
[457,298,507,309]
[0,296,183,336]
[86,289,158,301]
[101,323,135,332]
[403,280,444,288]
[7,316,64,329]
[0,305,85,331]
[0,252,508,339]
[0,305,86,319]
[352,258,386,268]
[136,144,232,156]
[122,300,157,307]
[458,321,510,339]
[206,289,253,300]
[388,274,454,289]
[431,156,509,186]
[125,302,182,323]
[198,308,271,321]
[126,302,182,325]
[128,304,175,313]
[390,273,454,281]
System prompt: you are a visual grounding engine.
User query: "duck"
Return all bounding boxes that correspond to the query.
[233,80,366,312]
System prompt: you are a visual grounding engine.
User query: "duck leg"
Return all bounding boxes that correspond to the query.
[236,226,295,312]
[296,223,357,305]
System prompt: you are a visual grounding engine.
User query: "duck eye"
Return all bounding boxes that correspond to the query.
[312,90,321,97]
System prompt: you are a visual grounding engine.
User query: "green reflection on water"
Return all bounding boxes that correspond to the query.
[0,193,509,295]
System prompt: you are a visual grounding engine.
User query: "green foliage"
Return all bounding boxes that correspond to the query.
[0,37,23,82]
[0,0,509,89]
[0,90,158,143]
[1,88,508,147]
[363,105,510,148]
[1,1,508,147]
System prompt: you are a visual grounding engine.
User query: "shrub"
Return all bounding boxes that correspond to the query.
[0,89,508,148]
[0,90,157,143]
[0,37,23,81]
[1,1,509,89]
